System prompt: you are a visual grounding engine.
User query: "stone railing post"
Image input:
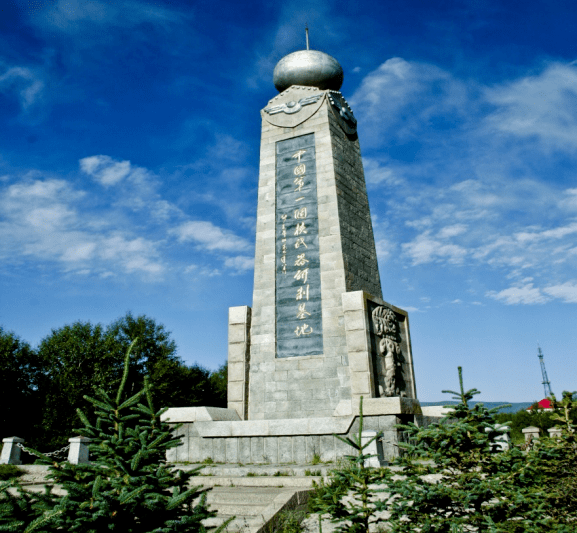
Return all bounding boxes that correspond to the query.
[485,424,510,451]
[68,437,91,464]
[522,426,540,443]
[1,437,25,465]
[547,427,562,439]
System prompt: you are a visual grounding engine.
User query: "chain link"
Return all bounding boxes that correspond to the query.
[16,442,71,459]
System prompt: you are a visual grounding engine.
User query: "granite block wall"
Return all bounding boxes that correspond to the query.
[165,415,410,464]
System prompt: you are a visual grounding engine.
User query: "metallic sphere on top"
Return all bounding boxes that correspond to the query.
[273,50,344,92]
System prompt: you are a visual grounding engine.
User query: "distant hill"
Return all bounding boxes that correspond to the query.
[420,401,533,414]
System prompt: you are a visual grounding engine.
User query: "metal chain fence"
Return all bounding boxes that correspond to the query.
[16,442,71,459]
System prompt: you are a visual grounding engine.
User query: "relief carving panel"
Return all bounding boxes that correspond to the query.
[371,305,408,397]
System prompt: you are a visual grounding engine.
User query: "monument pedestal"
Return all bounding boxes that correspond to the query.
[163,397,422,464]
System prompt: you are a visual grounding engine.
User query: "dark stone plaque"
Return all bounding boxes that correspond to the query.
[275,133,323,358]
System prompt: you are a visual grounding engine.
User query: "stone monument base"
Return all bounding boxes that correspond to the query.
[163,398,427,465]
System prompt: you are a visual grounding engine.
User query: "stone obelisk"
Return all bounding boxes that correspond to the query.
[164,44,425,466]
[227,45,417,421]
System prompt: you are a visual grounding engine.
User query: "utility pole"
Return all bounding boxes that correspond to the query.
[537,345,553,398]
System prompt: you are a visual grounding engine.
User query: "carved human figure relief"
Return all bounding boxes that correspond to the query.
[372,306,406,397]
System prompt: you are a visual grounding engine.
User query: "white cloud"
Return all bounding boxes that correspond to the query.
[33,0,181,33]
[362,157,404,186]
[171,221,251,253]
[375,238,394,262]
[208,134,248,163]
[80,155,131,186]
[513,222,577,243]
[559,188,577,211]
[183,264,221,277]
[0,65,44,110]
[350,57,469,145]
[78,155,182,222]
[438,224,468,239]
[486,283,549,305]
[351,58,577,304]
[224,256,254,273]
[0,155,255,280]
[543,281,577,303]
[402,231,467,265]
[484,62,577,151]
[0,177,164,277]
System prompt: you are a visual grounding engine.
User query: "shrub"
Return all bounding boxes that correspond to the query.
[310,368,577,532]
[529,390,577,527]
[0,340,231,532]
[0,465,24,481]
[308,397,388,532]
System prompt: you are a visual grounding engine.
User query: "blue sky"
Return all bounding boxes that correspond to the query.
[1,0,576,402]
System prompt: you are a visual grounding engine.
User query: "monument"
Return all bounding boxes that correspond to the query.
[164,40,424,465]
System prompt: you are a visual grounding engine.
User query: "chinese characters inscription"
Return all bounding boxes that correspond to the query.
[275,134,323,358]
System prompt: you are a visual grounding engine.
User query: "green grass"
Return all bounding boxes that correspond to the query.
[273,471,290,477]
[263,510,306,532]
[310,453,321,465]
[304,469,322,476]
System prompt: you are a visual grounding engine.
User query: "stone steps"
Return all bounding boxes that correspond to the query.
[195,475,321,489]
[177,462,333,478]
[15,464,317,532]
[185,463,323,531]
[199,485,311,532]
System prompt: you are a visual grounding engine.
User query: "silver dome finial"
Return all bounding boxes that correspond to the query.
[272,29,344,93]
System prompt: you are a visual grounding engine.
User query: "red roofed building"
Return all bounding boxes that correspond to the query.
[527,398,554,411]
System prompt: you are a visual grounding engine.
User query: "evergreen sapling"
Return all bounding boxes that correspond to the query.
[0,339,231,532]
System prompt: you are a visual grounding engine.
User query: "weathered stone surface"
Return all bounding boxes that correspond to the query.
[278,437,293,463]
[227,305,251,420]
[361,431,383,467]
[421,406,451,417]
[213,437,226,463]
[161,407,241,423]
[226,438,239,463]
[193,416,354,437]
[229,306,250,324]
[238,438,251,464]
[264,437,278,463]
[333,397,423,417]
[167,412,417,464]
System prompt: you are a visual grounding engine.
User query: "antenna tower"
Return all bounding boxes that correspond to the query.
[537,345,553,398]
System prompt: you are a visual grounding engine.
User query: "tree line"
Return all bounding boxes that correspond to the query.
[0,313,227,453]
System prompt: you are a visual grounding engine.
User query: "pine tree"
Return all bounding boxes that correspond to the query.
[310,367,563,532]
[0,340,230,532]
[528,390,577,528]
[308,397,388,532]
[380,367,551,532]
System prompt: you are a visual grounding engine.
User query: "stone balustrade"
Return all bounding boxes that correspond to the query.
[1,436,91,465]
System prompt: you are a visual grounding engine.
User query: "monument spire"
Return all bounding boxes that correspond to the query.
[225,43,418,422]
